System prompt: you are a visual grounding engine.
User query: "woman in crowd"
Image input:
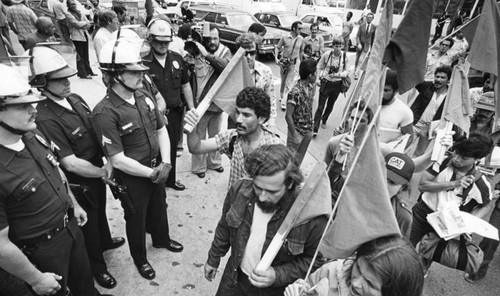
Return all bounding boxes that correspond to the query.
[284,235,425,296]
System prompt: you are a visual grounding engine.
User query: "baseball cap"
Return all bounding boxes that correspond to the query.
[385,152,415,185]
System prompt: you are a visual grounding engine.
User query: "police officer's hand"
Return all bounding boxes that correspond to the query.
[184,109,201,131]
[102,162,113,178]
[151,163,172,184]
[30,272,62,295]
[249,267,276,288]
[74,206,88,227]
[204,262,217,282]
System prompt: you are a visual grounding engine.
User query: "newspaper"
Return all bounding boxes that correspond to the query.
[427,207,499,241]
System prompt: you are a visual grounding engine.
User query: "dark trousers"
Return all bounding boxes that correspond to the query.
[409,200,435,247]
[57,19,71,43]
[119,173,170,264]
[24,219,99,296]
[431,26,443,44]
[79,177,113,275]
[165,106,182,187]
[215,268,285,296]
[314,80,341,132]
[73,39,94,77]
[479,205,500,265]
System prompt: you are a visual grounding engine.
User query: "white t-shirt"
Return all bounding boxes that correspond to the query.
[378,98,413,142]
[240,205,274,276]
[93,27,114,60]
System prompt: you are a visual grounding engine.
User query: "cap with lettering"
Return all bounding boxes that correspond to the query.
[385,152,415,185]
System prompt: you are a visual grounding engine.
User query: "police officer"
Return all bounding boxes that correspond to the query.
[143,19,194,191]
[30,44,125,289]
[0,64,109,296]
[92,38,183,280]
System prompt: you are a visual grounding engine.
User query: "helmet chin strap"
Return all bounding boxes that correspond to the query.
[114,74,141,93]
[0,121,28,135]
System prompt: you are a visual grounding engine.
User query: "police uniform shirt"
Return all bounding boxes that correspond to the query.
[36,93,102,165]
[0,131,72,241]
[143,50,189,108]
[91,89,164,167]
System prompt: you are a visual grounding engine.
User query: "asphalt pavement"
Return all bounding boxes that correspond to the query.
[9,33,499,295]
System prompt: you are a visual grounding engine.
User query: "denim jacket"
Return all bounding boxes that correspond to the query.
[207,179,328,294]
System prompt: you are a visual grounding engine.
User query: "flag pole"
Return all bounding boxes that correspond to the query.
[305,105,383,279]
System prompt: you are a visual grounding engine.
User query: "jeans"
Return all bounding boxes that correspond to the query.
[287,129,313,166]
[314,80,341,132]
[409,200,435,247]
[191,111,222,173]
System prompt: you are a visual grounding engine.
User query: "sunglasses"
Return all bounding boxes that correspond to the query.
[245,50,257,56]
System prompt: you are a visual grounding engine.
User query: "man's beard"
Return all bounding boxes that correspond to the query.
[256,199,280,213]
[208,43,218,53]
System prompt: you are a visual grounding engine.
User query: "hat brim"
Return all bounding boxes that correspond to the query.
[125,63,149,71]
[386,170,408,185]
[153,36,172,42]
[46,66,77,80]
[4,94,46,105]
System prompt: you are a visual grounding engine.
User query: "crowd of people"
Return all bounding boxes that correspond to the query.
[0,1,499,296]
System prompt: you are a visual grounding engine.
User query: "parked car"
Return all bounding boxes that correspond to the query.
[254,11,333,48]
[190,4,284,56]
[300,11,358,50]
[165,0,228,24]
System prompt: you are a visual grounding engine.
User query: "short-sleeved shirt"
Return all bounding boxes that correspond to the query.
[215,128,282,189]
[6,4,37,41]
[317,50,349,82]
[424,50,458,81]
[277,34,304,60]
[36,93,103,181]
[0,131,72,241]
[379,98,413,142]
[253,61,276,125]
[304,35,324,56]
[48,0,67,20]
[143,50,189,108]
[342,20,354,37]
[91,90,164,167]
[287,81,315,135]
[422,156,491,212]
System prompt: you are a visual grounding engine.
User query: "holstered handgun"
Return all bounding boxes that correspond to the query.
[103,171,136,215]
[69,183,97,211]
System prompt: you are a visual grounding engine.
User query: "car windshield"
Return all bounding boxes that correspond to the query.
[279,15,299,27]
[227,14,260,30]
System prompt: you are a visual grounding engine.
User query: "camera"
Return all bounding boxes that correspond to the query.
[328,66,339,74]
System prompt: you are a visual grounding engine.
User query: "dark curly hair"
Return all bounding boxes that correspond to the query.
[452,132,494,159]
[245,144,303,191]
[236,87,271,122]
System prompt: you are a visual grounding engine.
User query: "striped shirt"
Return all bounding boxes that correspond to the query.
[215,128,282,189]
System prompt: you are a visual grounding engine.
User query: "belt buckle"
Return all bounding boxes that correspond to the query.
[63,213,69,228]
[151,159,157,167]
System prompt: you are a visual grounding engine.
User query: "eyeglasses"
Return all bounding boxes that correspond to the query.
[245,50,257,56]
[440,43,451,47]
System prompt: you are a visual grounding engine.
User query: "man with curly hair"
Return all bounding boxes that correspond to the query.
[204,144,328,295]
[185,87,281,188]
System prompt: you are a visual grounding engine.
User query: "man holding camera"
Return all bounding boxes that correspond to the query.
[275,21,305,111]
